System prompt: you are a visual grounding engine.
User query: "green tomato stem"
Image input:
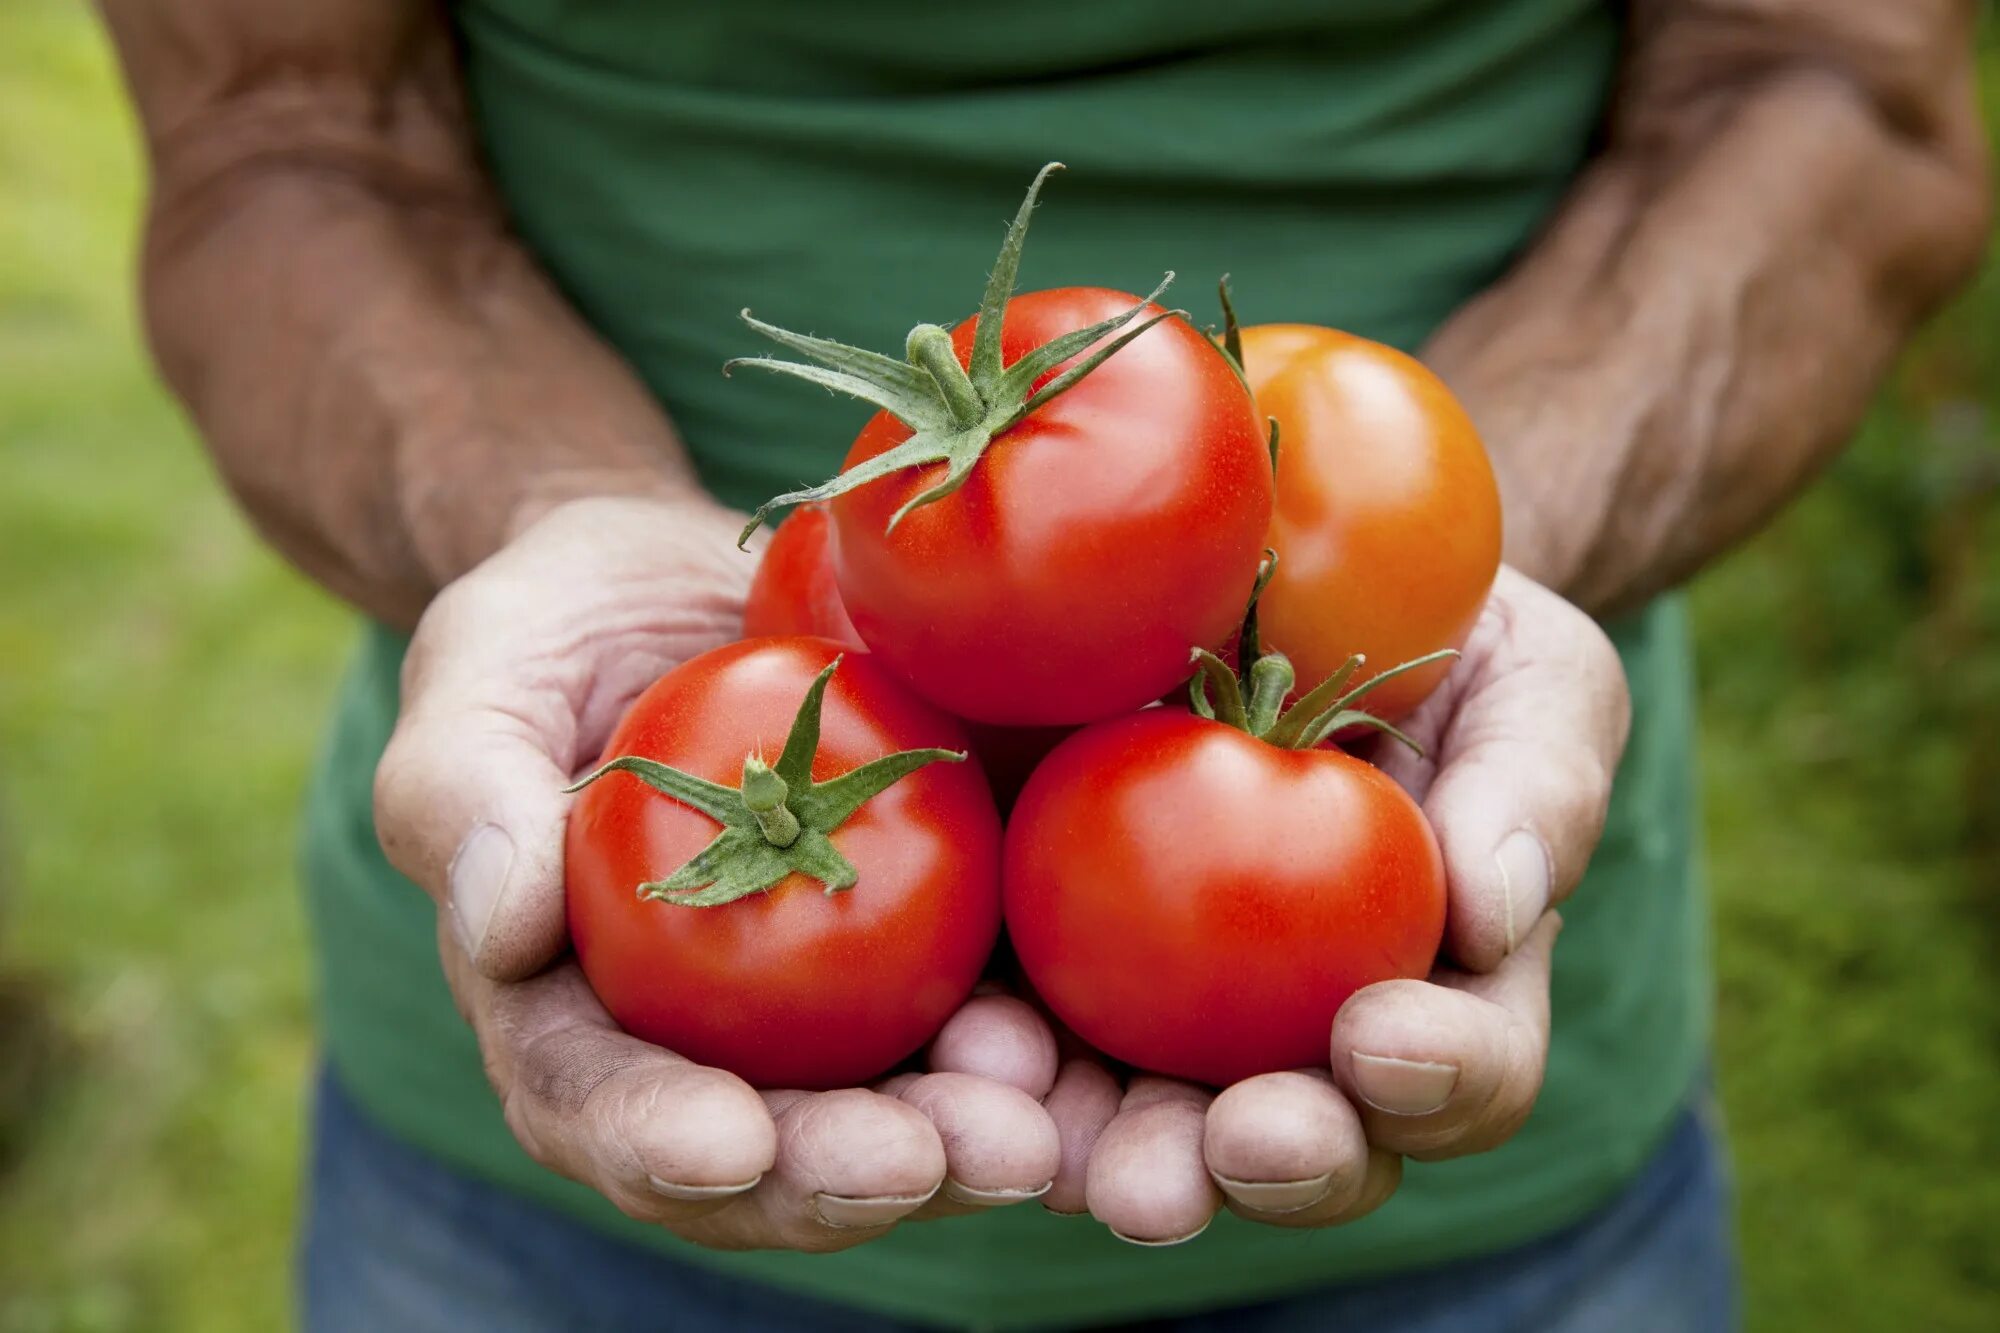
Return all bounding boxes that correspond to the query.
[1243,653,1295,737]
[740,755,802,848]
[567,657,964,905]
[732,164,1189,543]
[1187,549,1456,755]
[906,324,985,429]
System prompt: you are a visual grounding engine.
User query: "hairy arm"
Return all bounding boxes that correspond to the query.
[1426,0,1991,616]
[98,5,1084,1249]
[98,0,707,628]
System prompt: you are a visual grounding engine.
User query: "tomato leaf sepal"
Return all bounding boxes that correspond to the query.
[1186,551,1458,756]
[728,162,1191,546]
[564,656,965,906]
[1203,274,1251,395]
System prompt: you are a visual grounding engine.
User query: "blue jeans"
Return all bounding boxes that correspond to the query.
[300,1067,1737,1332]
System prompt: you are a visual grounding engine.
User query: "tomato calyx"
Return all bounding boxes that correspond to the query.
[565,656,966,906]
[730,162,1186,546]
[1187,552,1458,754]
[1206,274,1249,391]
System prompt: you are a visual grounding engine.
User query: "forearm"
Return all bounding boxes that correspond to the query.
[146,160,698,628]
[104,1,702,628]
[1426,0,1990,617]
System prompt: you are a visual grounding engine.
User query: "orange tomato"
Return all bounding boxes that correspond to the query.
[1239,324,1502,722]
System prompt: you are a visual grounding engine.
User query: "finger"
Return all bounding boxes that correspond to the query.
[741,1088,948,1248]
[1404,569,1628,971]
[376,499,756,981]
[927,993,1060,1100]
[375,589,579,981]
[1203,1070,1370,1220]
[444,940,776,1227]
[1040,1057,1123,1215]
[996,992,1128,1208]
[1330,913,1560,1160]
[1086,1078,1220,1246]
[1226,1147,1404,1230]
[892,1072,1060,1217]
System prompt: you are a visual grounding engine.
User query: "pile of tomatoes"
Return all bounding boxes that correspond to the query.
[565,166,1502,1090]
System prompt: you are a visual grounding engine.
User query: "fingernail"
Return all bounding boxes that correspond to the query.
[649,1174,761,1201]
[1496,829,1552,953]
[1111,1217,1211,1248]
[943,1178,1053,1207]
[1351,1054,1459,1115]
[1211,1171,1333,1215]
[811,1188,938,1229]
[448,823,515,960]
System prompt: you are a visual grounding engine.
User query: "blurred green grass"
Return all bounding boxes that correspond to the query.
[0,3,1993,1329]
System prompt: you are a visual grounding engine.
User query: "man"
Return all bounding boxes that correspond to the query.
[100,1,1987,1329]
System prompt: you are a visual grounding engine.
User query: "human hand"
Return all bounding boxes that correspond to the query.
[373,497,1060,1250]
[1068,567,1631,1242]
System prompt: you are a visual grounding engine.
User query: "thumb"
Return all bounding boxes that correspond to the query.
[1418,570,1630,972]
[373,589,578,981]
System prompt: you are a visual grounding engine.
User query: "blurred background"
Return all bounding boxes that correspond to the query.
[0,4,1994,1330]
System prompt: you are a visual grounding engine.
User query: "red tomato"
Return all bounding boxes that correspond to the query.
[833,291,1271,726]
[1242,324,1501,722]
[743,504,859,647]
[743,504,1070,807]
[565,637,1002,1089]
[1004,708,1445,1086]
[737,168,1270,726]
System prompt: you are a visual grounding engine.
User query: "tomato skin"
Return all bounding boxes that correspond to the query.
[565,637,1002,1089]
[1003,709,1445,1087]
[742,505,862,648]
[743,504,1070,808]
[832,288,1272,727]
[1242,324,1501,721]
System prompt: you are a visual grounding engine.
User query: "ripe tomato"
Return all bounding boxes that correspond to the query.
[831,290,1270,726]
[735,166,1271,727]
[743,503,1071,807]
[743,504,859,646]
[565,637,1002,1089]
[1004,708,1445,1086]
[1241,324,1501,722]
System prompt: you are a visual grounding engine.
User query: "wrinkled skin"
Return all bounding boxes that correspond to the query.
[832,288,1272,726]
[1243,324,1502,722]
[375,499,1062,1251]
[1013,567,1632,1242]
[566,637,1002,1090]
[107,0,1985,1269]
[373,499,1628,1250]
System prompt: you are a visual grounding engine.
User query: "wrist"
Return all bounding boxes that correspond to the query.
[499,467,723,550]
[499,490,753,569]
[1423,317,1658,615]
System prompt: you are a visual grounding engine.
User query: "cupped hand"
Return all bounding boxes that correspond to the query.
[1077,567,1632,1242]
[372,497,1060,1250]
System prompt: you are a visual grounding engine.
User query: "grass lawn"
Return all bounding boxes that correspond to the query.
[1,4,1994,1329]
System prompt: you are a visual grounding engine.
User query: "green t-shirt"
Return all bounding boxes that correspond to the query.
[302,1,1710,1326]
